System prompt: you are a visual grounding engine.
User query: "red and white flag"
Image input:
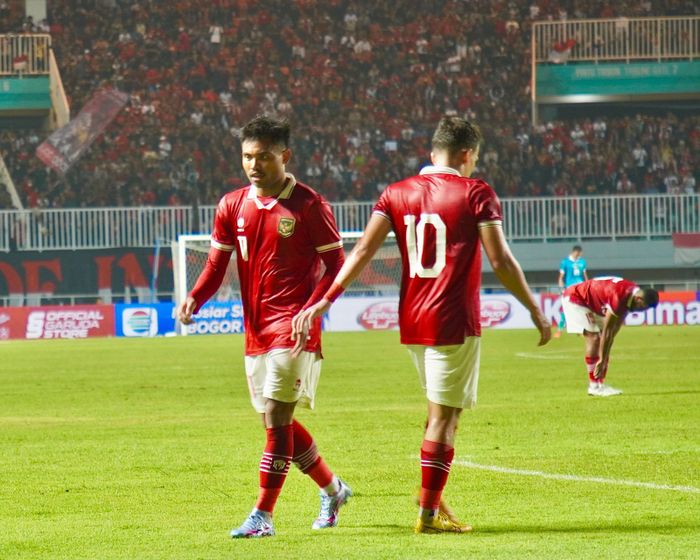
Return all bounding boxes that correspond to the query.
[548,39,576,64]
[12,54,28,71]
[672,233,700,265]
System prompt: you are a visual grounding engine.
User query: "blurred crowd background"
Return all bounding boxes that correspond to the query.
[0,0,698,209]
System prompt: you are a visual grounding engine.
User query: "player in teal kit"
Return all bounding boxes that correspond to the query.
[555,245,588,337]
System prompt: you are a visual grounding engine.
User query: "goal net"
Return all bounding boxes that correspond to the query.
[173,231,401,316]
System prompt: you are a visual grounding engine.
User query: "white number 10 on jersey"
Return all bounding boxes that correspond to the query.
[403,213,446,278]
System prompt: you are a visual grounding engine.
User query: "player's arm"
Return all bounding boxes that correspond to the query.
[480,224,551,346]
[302,247,345,309]
[558,270,565,291]
[594,310,623,379]
[177,247,232,325]
[583,269,589,281]
[291,214,392,353]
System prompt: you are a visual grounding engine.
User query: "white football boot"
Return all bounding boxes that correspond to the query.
[312,479,352,529]
[230,509,275,538]
[588,381,623,397]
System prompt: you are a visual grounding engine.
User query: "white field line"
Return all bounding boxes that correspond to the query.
[515,351,687,361]
[454,459,700,494]
[515,351,575,360]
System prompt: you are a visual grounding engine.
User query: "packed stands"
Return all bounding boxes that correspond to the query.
[0,0,698,209]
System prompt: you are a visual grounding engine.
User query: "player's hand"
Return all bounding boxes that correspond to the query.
[593,360,608,380]
[290,299,331,357]
[530,308,552,346]
[177,296,198,325]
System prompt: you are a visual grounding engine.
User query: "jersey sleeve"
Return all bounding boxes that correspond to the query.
[305,196,343,253]
[559,258,567,274]
[211,196,235,252]
[470,180,502,229]
[372,187,393,225]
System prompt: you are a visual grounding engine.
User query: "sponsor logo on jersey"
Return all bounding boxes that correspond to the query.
[480,300,511,327]
[358,301,399,330]
[123,308,158,337]
[278,217,295,238]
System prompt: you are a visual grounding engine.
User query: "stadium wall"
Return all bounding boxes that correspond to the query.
[1,238,698,306]
[0,248,174,305]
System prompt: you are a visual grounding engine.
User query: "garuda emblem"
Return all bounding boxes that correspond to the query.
[278,217,295,238]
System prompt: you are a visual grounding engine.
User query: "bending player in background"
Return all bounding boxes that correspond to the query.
[178,116,351,538]
[555,245,588,338]
[292,116,551,534]
[562,277,659,397]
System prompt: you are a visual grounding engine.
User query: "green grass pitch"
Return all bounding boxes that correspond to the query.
[1,326,699,559]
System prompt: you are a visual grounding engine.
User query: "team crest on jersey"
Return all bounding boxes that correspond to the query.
[278,217,296,238]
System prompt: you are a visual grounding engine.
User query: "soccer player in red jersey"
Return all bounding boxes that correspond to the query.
[178,116,351,538]
[562,277,659,396]
[292,117,551,534]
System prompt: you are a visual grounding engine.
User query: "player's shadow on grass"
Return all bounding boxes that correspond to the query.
[476,521,700,535]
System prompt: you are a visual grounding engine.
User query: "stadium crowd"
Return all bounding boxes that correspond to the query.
[0,0,698,209]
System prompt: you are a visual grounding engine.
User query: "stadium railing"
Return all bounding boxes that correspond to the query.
[534,16,700,63]
[0,33,51,76]
[0,194,698,251]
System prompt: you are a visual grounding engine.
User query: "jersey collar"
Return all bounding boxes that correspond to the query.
[419,165,462,177]
[247,173,297,210]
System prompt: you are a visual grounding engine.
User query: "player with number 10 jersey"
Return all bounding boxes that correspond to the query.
[373,169,502,345]
[291,117,550,535]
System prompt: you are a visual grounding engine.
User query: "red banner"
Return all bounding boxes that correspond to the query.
[36,88,128,174]
[0,305,115,340]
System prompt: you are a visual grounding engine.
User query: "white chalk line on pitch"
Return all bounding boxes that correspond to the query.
[516,351,682,362]
[515,351,577,360]
[454,459,700,494]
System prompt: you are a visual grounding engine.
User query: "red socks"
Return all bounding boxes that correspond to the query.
[292,419,334,489]
[255,425,293,513]
[585,355,601,382]
[255,421,337,514]
[419,439,454,510]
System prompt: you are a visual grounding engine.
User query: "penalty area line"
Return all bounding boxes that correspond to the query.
[454,460,700,494]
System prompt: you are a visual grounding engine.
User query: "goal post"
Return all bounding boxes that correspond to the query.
[173,233,242,335]
[172,231,401,334]
[339,232,400,297]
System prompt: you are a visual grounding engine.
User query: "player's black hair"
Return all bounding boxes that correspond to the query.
[572,245,583,252]
[641,288,659,308]
[241,115,290,149]
[431,116,483,154]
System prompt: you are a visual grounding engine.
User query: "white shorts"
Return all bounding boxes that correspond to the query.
[244,349,322,414]
[562,296,604,334]
[406,337,481,410]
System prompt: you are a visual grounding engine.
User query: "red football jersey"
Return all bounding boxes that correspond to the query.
[565,277,638,317]
[211,174,342,355]
[373,166,502,345]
